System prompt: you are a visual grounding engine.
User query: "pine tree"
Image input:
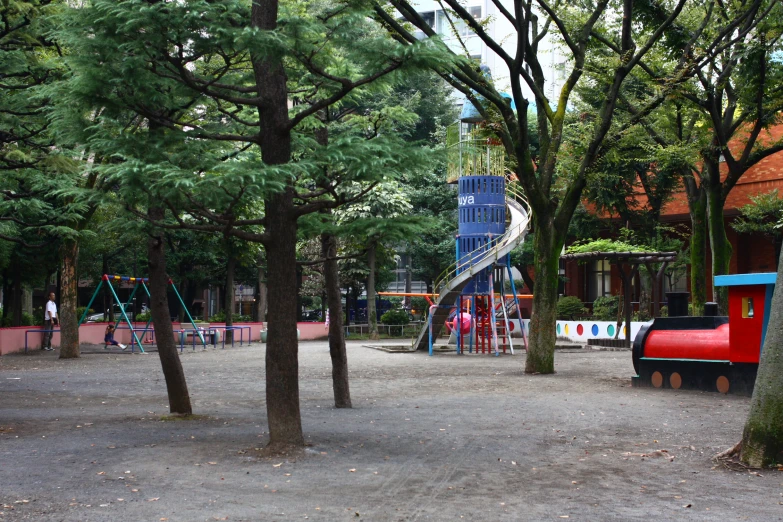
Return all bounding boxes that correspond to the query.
[55,0,434,449]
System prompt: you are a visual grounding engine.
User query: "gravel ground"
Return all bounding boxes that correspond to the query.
[1,340,781,521]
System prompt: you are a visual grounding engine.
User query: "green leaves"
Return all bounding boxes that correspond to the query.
[733,190,783,238]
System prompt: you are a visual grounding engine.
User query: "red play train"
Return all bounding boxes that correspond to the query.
[632,272,776,396]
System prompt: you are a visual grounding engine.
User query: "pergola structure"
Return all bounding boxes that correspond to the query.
[560,251,678,348]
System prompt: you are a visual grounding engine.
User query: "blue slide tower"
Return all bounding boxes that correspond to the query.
[439,106,527,355]
[413,80,530,355]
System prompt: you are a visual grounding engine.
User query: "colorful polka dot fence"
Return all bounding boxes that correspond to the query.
[509,320,646,342]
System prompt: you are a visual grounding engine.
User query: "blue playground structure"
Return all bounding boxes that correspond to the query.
[414,91,532,355]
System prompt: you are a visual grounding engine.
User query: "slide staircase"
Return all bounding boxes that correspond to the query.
[412,180,531,351]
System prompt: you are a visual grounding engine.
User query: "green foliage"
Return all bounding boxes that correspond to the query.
[76,307,94,320]
[380,309,410,325]
[632,310,652,322]
[386,296,403,308]
[733,190,783,238]
[591,295,619,321]
[1,312,36,327]
[557,296,587,320]
[410,297,429,314]
[566,238,647,255]
[510,232,535,269]
[135,312,151,323]
[208,311,252,323]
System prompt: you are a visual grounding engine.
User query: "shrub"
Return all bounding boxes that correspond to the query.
[2,311,39,326]
[207,311,252,323]
[633,310,652,322]
[135,312,151,322]
[557,296,587,320]
[208,310,227,322]
[76,307,94,321]
[410,297,429,316]
[591,295,619,321]
[386,296,403,308]
[380,309,410,325]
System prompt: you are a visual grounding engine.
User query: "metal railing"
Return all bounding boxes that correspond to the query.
[344,323,424,338]
[447,138,507,181]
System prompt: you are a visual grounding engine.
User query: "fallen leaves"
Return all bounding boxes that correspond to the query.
[622,450,675,461]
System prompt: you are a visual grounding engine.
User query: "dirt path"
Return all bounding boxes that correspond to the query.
[1,341,780,521]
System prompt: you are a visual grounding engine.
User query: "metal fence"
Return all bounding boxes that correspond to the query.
[344,322,424,338]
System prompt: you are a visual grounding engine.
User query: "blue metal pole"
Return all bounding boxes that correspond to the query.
[428,305,434,356]
[507,259,527,351]
[457,295,462,354]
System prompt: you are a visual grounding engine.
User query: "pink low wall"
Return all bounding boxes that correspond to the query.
[0,321,328,355]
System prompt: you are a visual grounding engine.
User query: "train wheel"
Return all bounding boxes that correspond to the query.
[716,376,730,394]
[669,372,682,390]
[651,371,664,388]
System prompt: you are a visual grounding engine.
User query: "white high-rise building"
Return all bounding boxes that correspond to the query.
[404,1,566,102]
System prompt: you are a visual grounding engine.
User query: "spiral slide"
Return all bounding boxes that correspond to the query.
[411,186,531,352]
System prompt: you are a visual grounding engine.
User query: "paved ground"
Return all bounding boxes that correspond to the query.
[1,341,781,521]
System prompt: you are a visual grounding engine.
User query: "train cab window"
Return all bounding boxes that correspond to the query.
[742,297,754,318]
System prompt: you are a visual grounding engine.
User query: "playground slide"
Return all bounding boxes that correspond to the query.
[411,183,531,351]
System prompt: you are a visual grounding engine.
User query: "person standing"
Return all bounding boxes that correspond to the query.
[42,292,58,351]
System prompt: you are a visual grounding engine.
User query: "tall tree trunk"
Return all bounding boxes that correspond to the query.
[688,188,707,316]
[250,0,305,449]
[706,181,731,314]
[257,250,267,323]
[21,286,32,315]
[345,289,353,325]
[148,206,192,415]
[367,242,379,340]
[638,270,652,321]
[225,246,235,342]
[11,264,21,327]
[740,252,783,467]
[59,238,80,358]
[322,232,351,408]
[526,221,561,374]
[2,271,11,324]
[264,189,304,448]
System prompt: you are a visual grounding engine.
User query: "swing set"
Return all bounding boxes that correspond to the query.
[77,274,204,353]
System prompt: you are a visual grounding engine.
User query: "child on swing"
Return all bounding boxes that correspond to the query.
[104,323,127,350]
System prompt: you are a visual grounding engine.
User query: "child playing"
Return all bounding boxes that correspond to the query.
[104,324,127,350]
